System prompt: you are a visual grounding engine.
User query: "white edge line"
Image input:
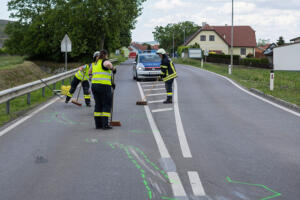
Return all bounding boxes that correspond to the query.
[0,97,60,137]
[174,79,192,158]
[137,82,171,158]
[152,108,173,113]
[184,65,300,118]
[188,171,206,196]
[168,172,187,197]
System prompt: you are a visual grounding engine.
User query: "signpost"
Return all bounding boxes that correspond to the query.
[61,34,72,71]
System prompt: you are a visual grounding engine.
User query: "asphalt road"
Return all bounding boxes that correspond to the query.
[1,59,300,200]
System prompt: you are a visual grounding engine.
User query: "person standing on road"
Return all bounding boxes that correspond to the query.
[90,50,116,130]
[65,53,97,107]
[157,48,177,104]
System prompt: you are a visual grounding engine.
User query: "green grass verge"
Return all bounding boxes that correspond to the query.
[0,78,72,127]
[174,58,300,107]
[0,55,25,70]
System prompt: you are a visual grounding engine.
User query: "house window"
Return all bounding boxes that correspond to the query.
[209,35,215,41]
[241,48,246,55]
[200,35,206,41]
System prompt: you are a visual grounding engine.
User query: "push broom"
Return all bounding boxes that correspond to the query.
[71,69,87,107]
[109,72,121,126]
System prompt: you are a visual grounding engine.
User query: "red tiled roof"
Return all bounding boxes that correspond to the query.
[184,24,257,47]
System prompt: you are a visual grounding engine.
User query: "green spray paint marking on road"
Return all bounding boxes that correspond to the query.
[109,143,152,199]
[161,197,179,200]
[130,145,178,184]
[108,143,178,199]
[130,129,149,134]
[226,176,281,200]
[40,112,77,125]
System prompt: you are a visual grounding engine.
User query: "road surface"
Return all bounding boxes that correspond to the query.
[1,59,300,200]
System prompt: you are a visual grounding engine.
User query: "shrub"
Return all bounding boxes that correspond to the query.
[240,58,270,69]
[206,53,241,65]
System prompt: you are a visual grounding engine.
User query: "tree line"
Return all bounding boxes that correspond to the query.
[4,0,146,61]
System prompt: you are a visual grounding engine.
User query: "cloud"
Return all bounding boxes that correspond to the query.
[153,0,187,11]
[132,0,300,42]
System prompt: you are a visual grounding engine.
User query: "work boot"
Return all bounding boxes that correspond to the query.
[163,96,173,104]
[86,99,91,107]
[65,96,71,104]
[86,103,91,107]
[95,117,103,129]
[102,117,113,130]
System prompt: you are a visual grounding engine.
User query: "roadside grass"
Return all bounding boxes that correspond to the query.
[0,55,25,70]
[0,78,71,127]
[174,58,300,107]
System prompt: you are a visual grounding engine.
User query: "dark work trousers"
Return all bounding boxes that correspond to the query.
[91,84,112,128]
[165,78,174,100]
[66,76,90,105]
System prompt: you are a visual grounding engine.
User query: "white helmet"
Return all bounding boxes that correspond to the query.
[93,51,100,58]
[156,48,166,55]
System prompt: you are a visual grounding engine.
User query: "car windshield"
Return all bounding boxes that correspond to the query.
[139,54,161,63]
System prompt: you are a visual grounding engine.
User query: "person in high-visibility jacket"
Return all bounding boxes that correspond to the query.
[89,50,116,129]
[157,48,177,104]
[65,52,99,106]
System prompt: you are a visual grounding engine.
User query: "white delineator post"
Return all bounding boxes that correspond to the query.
[270,70,274,91]
[201,59,204,68]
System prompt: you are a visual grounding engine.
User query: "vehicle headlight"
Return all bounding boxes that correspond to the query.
[137,63,145,71]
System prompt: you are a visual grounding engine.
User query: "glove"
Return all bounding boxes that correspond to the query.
[112,83,116,90]
[113,68,117,74]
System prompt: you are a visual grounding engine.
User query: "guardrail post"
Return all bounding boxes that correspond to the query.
[42,87,45,97]
[62,79,64,85]
[6,100,10,114]
[53,83,56,96]
[27,93,31,105]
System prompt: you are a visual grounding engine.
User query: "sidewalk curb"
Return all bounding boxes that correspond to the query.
[249,88,300,114]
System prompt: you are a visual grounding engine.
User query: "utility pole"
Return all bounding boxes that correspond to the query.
[229,0,234,75]
[173,30,175,58]
[184,27,186,44]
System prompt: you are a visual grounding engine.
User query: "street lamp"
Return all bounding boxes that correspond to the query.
[229,0,234,74]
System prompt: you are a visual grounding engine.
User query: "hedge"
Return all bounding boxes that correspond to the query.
[240,58,270,69]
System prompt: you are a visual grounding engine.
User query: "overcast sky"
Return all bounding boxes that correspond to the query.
[1,0,300,44]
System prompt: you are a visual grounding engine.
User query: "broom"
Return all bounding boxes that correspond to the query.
[110,72,121,126]
[71,68,88,107]
[136,76,160,105]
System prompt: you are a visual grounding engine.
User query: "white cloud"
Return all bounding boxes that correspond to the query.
[132,0,300,43]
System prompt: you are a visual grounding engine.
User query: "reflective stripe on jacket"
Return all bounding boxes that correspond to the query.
[91,59,112,85]
[161,57,177,82]
[75,64,90,81]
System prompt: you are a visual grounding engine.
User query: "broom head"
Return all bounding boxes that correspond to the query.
[71,100,82,106]
[136,100,147,105]
[110,121,122,126]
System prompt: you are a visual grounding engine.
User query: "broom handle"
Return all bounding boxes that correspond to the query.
[75,68,87,101]
[111,72,115,122]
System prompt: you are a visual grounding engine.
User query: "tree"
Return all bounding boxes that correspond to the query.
[153,21,200,54]
[257,38,270,46]
[5,0,146,61]
[277,36,285,46]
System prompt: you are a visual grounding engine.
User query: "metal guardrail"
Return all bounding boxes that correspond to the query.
[0,58,118,114]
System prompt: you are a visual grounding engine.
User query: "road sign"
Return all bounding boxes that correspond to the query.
[188,49,202,59]
[61,34,72,52]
